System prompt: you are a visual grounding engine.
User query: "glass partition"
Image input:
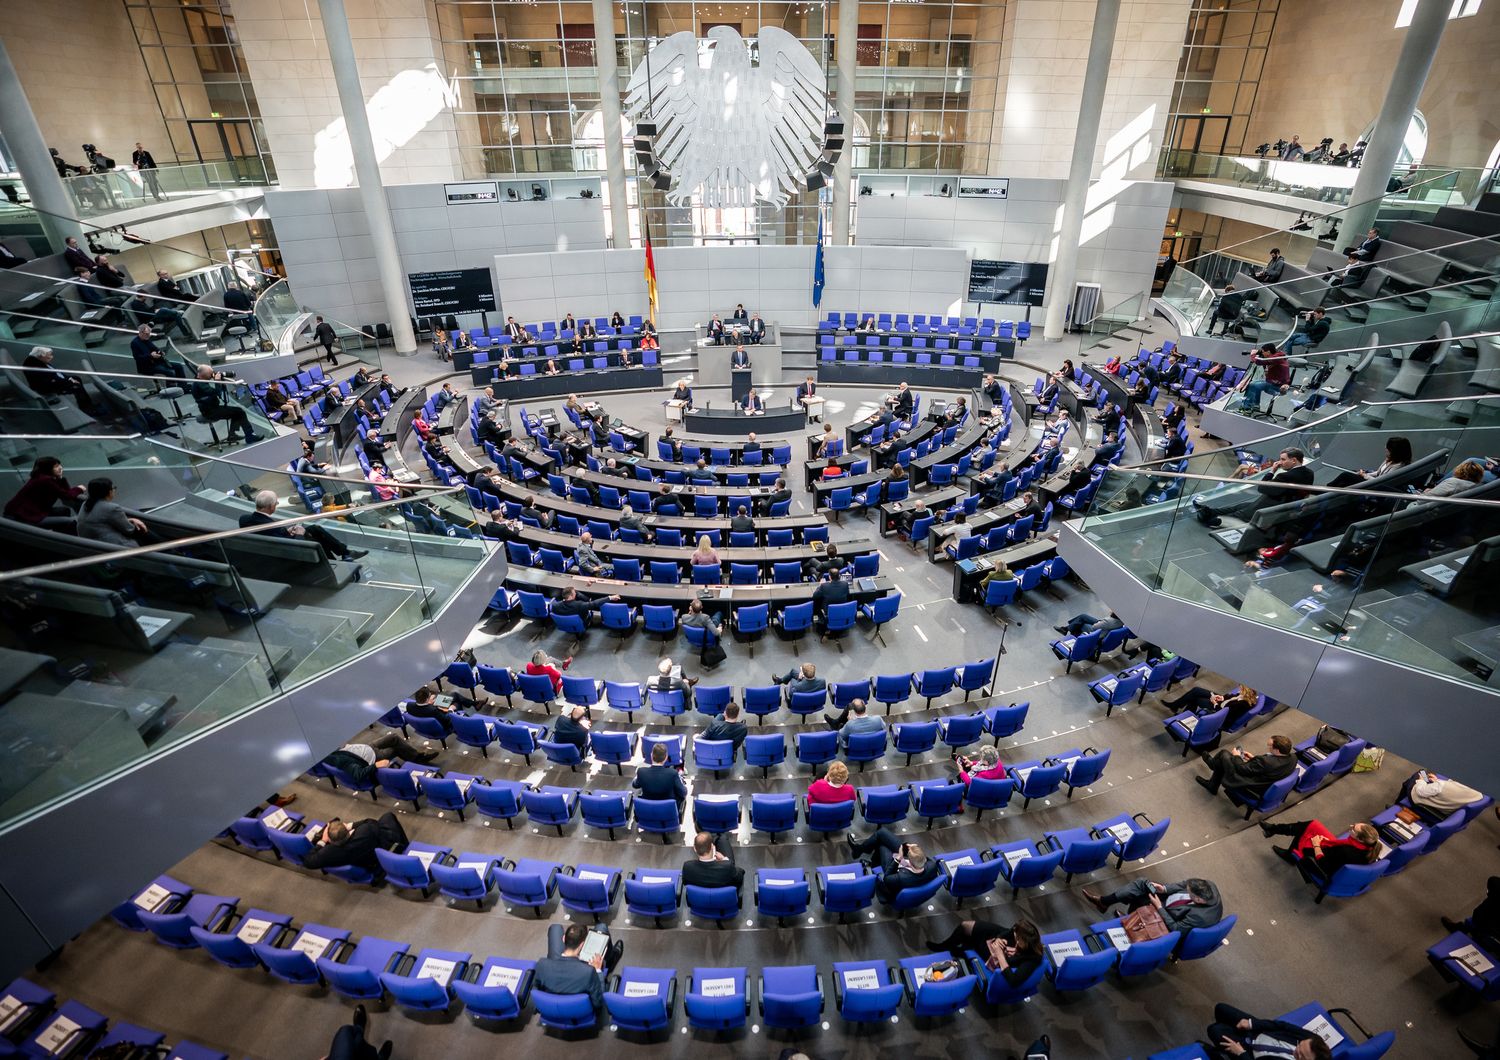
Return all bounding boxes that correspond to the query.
[1160,152,1486,214]
[1081,400,1500,690]
[59,159,274,220]
[0,466,489,827]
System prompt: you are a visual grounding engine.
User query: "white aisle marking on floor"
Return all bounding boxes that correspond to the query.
[913,625,928,642]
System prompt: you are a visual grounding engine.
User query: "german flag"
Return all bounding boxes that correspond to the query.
[643,220,659,324]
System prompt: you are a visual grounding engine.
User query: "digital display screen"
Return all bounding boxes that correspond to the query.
[408,268,497,316]
[444,181,499,204]
[968,259,1048,307]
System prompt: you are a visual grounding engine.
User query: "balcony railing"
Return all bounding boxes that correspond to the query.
[58,159,274,220]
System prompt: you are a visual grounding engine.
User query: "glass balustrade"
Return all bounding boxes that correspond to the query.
[1084,292,1145,342]
[1079,397,1500,690]
[0,453,489,827]
[57,159,274,220]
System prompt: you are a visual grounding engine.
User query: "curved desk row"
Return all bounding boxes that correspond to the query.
[504,565,895,616]
[511,523,880,570]
[682,404,808,437]
[564,466,781,502]
[818,361,984,391]
[472,364,663,397]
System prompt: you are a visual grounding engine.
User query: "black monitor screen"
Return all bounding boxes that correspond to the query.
[967,260,1048,307]
[408,268,497,316]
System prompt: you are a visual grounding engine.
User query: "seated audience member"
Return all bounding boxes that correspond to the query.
[748,312,766,343]
[1203,1003,1333,1060]
[649,650,699,692]
[474,386,500,418]
[951,745,1007,787]
[77,477,156,546]
[1196,734,1297,797]
[22,346,99,414]
[552,705,591,755]
[301,812,411,878]
[5,456,85,529]
[773,661,825,694]
[808,760,857,804]
[759,477,791,516]
[544,358,561,376]
[525,649,570,693]
[742,387,764,413]
[1327,253,1372,290]
[651,484,680,515]
[1441,876,1500,942]
[682,598,723,638]
[640,331,659,351]
[633,742,687,804]
[1284,307,1330,350]
[682,831,743,889]
[1163,684,1258,727]
[361,428,391,471]
[240,490,365,561]
[688,459,717,484]
[826,699,885,748]
[707,315,725,345]
[670,380,694,407]
[550,581,616,624]
[619,504,652,541]
[926,917,1045,984]
[431,329,452,362]
[887,382,914,419]
[94,253,127,289]
[1209,284,1245,336]
[320,734,436,788]
[1083,877,1223,931]
[574,531,608,577]
[895,499,929,540]
[130,323,186,379]
[702,702,747,751]
[1261,818,1379,878]
[1053,611,1124,637]
[730,505,755,533]
[259,380,301,422]
[848,829,940,903]
[534,923,623,1012]
[977,557,1017,597]
[814,422,837,456]
[1425,459,1485,497]
[452,330,474,352]
[982,373,1005,406]
[403,686,457,733]
[804,542,842,581]
[881,464,909,503]
[812,572,851,625]
[1344,227,1382,260]
[1398,769,1485,816]
[820,457,844,480]
[410,408,435,441]
[1326,435,1410,489]
[935,512,971,551]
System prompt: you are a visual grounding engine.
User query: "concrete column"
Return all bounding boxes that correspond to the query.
[593,0,632,249]
[1341,0,1450,247]
[0,38,83,251]
[1043,0,1121,343]
[315,0,417,354]
[832,0,859,245]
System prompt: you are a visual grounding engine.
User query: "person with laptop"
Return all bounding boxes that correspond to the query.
[533,923,624,1011]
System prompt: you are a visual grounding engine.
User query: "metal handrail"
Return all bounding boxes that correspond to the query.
[1091,465,1500,509]
[0,484,467,584]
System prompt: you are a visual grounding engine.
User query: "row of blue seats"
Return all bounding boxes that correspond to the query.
[472,350,662,374]
[104,878,1247,1038]
[435,658,1004,720]
[820,312,1032,340]
[469,315,646,341]
[819,349,988,368]
[0,978,227,1060]
[502,543,880,583]
[648,439,794,466]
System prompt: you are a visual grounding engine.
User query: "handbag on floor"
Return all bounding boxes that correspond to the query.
[1352,746,1385,773]
[1122,905,1169,943]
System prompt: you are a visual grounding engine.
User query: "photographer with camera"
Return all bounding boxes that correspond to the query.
[192,363,261,444]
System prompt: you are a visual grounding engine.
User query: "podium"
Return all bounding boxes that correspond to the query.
[665,398,688,423]
[731,367,752,405]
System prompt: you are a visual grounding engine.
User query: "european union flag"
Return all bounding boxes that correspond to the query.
[812,211,825,308]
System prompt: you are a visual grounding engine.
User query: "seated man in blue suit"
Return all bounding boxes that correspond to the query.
[742,387,764,413]
[1204,1002,1331,1059]
[847,829,940,903]
[534,923,624,1010]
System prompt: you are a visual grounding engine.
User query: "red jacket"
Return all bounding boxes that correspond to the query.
[958,760,1007,787]
[807,778,856,804]
[525,660,564,694]
[4,475,83,525]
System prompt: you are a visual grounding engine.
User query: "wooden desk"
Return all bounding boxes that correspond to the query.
[953,537,1059,602]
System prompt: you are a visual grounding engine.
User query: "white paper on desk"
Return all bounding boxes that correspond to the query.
[623,981,660,997]
[0,996,26,1033]
[292,932,332,960]
[698,977,736,997]
[942,856,975,876]
[639,875,673,884]
[1047,940,1085,962]
[262,807,291,831]
[483,965,522,992]
[841,968,881,991]
[134,883,171,911]
[457,861,492,877]
[825,872,857,881]
[411,849,439,870]
[1002,848,1031,868]
[1300,1014,1344,1048]
[33,1014,80,1055]
[1453,944,1496,975]
[578,870,611,882]
[1421,563,1458,585]
[698,793,738,803]
[1106,927,1131,951]
[1105,823,1135,844]
[237,918,274,944]
[418,957,457,987]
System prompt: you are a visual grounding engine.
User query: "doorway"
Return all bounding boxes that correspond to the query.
[187,119,268,183]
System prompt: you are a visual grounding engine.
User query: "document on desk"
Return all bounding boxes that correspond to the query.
[763,876,799,886]
[457,861,492,876]
[261,807,292,831]
[0,996,28,1033]
[1300,1014,1344,1049]
[1420,562,1459,586]
[577,869,612,883]
[1047,940,1085,962]
[698,977,737,997]
[410,848,439,870]
[825,872,857,881]
[841,968,881,991]
[638,875,674,884]
[1452,944,1496,975]
[483,965,523,991]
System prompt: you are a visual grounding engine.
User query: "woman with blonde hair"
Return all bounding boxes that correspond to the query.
[1261,819,1380,882]
[690,534,720,568]
[808,760,856,804]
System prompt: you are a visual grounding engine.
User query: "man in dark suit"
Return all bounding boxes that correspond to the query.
[670,380,693,408]
[731,344,750,368]
[748,313,766,344]
[551,705,591,755]
[22,346,98,414]
[156,269,194,302]
[796,375,823,421]
[402,687,457,733]
[981,373,1005,406]
[708,314,725,345]
[772,661,825,695]
[812,572,851,629]
[62,236,94,272]
[361,428,391,471]
[888,383,914,418]
[633,742,687,804]
[702,703,747,751]
[192,364,265,443]
[730,505,755,533]
[551,586,619,624]
[242,489,365,560]
[849,829,941,904]
[1327,254,1372,290]
[758,477,791,517]
[1209,284,1245,336]
[1204,1002,1331,1059]
[301,812,410,877]
[1092,432,1125,468]
[682,831,743,889]
[1196,734,1297,797]
[1250,248,1284,284]
[534,924,624,1012]
[1343,227,1381,260]
[131,323,185,379]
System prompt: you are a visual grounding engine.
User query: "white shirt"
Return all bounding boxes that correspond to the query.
[340,743,376,765]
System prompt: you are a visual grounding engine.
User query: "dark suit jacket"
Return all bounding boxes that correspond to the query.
[681,857,743,890]
[749,319,765,337]
[743,396,763,412]
[633,764,686,802]
[796,382,817,400]
[891,391,913,417]
[404,700,453,733]
[534,955,604,1009]
[1219,750,1297,792]
[702,718,747,750]
[239,510,292,538]
[301,815,406,875]
[64,246,94,271]
[552,715,590,753]
[731,350,750,367]
[813,579,850,611]
[876,859,940,903]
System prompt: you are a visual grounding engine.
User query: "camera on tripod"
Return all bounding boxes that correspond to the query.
[81,144,115,172]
